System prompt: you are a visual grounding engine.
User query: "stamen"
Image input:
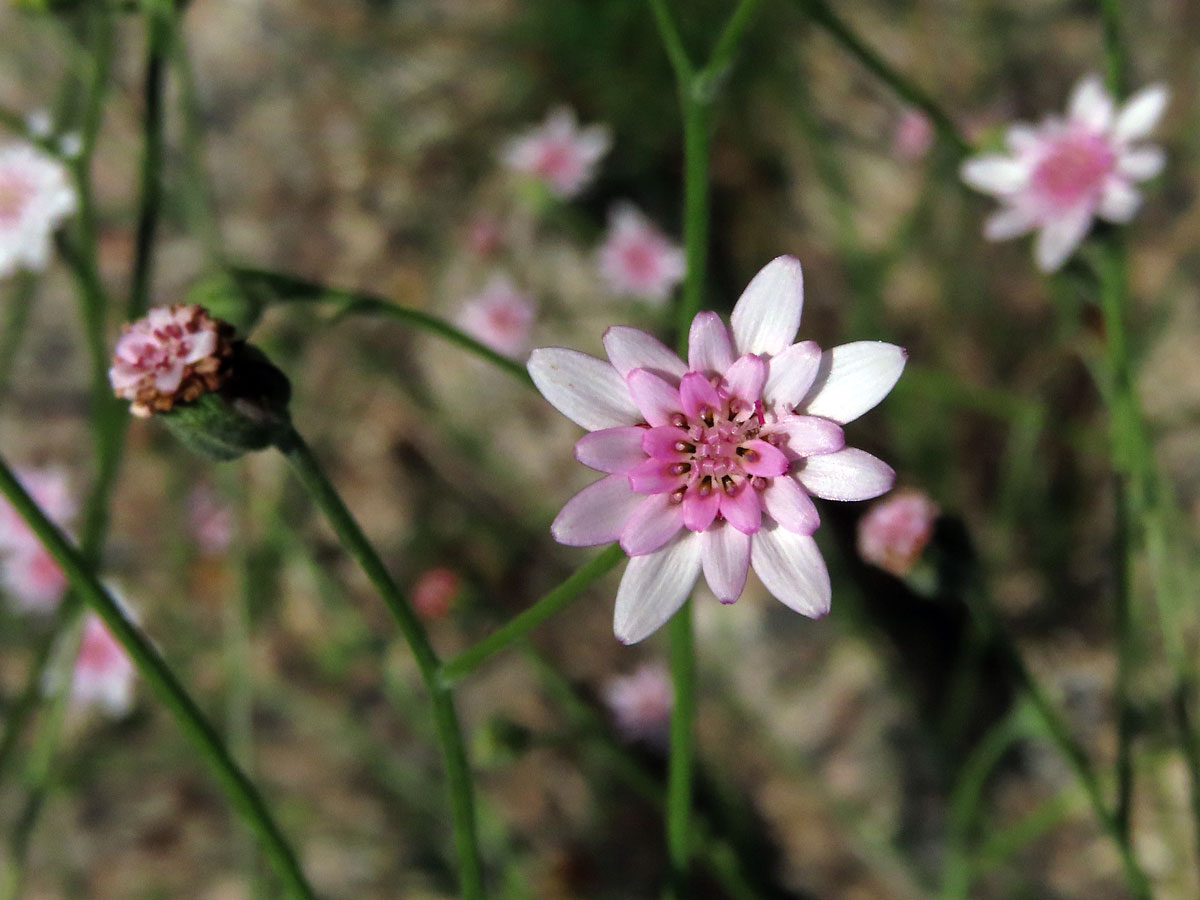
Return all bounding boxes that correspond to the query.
[668,462,691,476]
[669,487,686,504]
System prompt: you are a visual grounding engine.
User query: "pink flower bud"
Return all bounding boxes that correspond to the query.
[856,489,940,577]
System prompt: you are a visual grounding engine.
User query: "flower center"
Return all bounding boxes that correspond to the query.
[620,241,659,282]
[537,140,578,182]
[1031,132,1115,208]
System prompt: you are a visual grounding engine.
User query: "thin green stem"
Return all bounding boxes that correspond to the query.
[438,545,625,688]
[273,426,485,900]
[0,275,38,405]
[1112,475,1135,844]
[674,96,710,344]
[697,0,762,95]
[1099,0,1126,94]
[665,607,695,899]
[646,0,695,83]
[0,455,319,900]
[791,0,971,158]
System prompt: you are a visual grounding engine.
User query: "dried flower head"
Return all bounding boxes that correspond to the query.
[109,305,234,418]
[857,489,940,576]
[0,142,77,278]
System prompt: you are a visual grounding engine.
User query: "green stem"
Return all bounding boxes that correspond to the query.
[697,0,762,94]
[1112,475,1135,844]
[0,455,319,900]
[646,0,695,82]
[438,545,625,687]
[273,426,485,900]
[665,607,695,898]
[791,0,971,158]
[1099,0,1126,94]
[0,275,38,405]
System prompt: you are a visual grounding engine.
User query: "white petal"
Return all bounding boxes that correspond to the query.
[800,342,907,424]
[1068,75,1114,131]
[700,525,751,604]
[613,532,703,644]
[1005,123,1039,155]
[729,256,804,357]
[762,340,822,408]
[528,348,641,431]
[551,474,644,546]
[574,427,647,473]
[1117,146,1165,180]
[796,448,894,501]
[603,326,687,381]
[960,155,1028,195]
[687,311,735,374]
[762,475,820,534]
[983,206,1036,241]
[749,524,830,618]
[1097,178,1142,223]
[1033,207,1093,273]
[1114,84,1168,143]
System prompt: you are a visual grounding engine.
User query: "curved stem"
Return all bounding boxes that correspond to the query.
[0,455,319,900]
[273,426,485,900]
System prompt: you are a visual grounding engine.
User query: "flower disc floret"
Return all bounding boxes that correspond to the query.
[529,256,907,643]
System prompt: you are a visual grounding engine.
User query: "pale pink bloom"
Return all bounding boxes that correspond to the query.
[465,212,504,258]
[0,142,76,278]
[0,465,77,552]
[596,204,686,303]
[412,567,460,620]
[500,107,611,199]
[71,613,136,716]
[857,489,939,576]
[1,544,67,613]
[109,304,232,417]
[961,75,1168,272]
[893,109,934,160]
[603,662,673,745]
[529,256,906,643]
[455,275,537,358]
[187,485,235,556]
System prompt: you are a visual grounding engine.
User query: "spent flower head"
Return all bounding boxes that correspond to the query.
[857,489,939,577]
[529,256,906,643]
[455,275,537,359]
[0,142,77,278]
[500,107,611,199]
[596,203,686,304]
[961,74,1168,272]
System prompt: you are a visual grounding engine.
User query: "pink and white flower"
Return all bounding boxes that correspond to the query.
[70,613,136,716]
[1,544,68,613]
[0,465,77,551]
[856,489,939,576]
[500,107,611,199]
[603,662,673,745]
[0,465,76,613]
[528,256,906,643]
[961,75,1168,272]
[455,275,537,359]
[0,142,77,278]
[893,109,934,161]
[596,203,686,303]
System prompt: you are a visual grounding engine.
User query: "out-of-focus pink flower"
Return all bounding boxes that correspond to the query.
[455,275,537,358]
[109,305,233,418]
[187,485,235,556]
[604,662,673,745]
[528,256,906,643]
[961,75,1168,272]
[465,212,504,258]
[1,544,67,613]
[500,107,611,199]
[71,613,135,716]
[856,489,939,576]
[893,109,934,161]
[0,466,75,613]
[0,142,76,278]
[596,204,686,304]
[412,567,460,620]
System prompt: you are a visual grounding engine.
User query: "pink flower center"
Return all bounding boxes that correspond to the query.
[619,241,659,283]
[0,173,32,223]
[535,140,579,182]
[1031,132,1115,209]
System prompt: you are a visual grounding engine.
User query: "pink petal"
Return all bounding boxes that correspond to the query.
[641,426,692,461]
[620,494,685,556]
[718,482,762,535]
[551,474,644,546]
[1067,75,1114,132]
[739,439,789,477]
[1117,147,1165,181]
[722,354,766,406]
[700,525,751,604]
[960,155,1028,195]
[749,524,831,617]
[729,256,804,357]
[682,485,720,532]
[762,340,822,408]
[796,448,895,501]
[679,371,721,420]
[687,311,734,374]
[626,369,683,427]
[1033,206,1093,273]
[613,531,703,644]
[574,427,647,473]
[768,416,845,458]
[603,326,687,381]
[1113,84,1168,143]
[762,475,820,534]
[800,342,907,425]
[627,458,687,494]
[154,367,185,394]
[529,348,642,431]
[1097,178,1141,223]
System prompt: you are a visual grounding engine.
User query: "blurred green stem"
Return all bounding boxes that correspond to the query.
[274,425,485,900]
[0,456,319,900]
[0,275,38,405]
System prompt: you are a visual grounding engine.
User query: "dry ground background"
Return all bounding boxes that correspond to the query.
[2,0,1200,898]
